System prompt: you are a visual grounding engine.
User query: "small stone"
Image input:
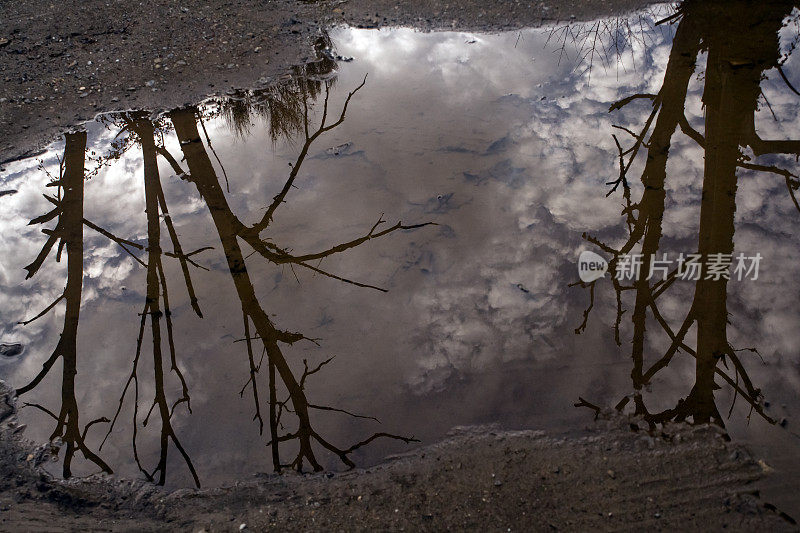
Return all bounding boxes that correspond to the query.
[254,47,261,53]
[238,524,246,531]
[757,459,774,473]
[145,80,155,87]
[176,60,187,66]
[606,469,616,479]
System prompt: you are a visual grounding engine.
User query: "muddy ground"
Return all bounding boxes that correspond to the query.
[0,0,654,165]
[0,382,796,532]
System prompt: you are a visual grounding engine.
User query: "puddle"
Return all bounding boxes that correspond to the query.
[1,2,799,511]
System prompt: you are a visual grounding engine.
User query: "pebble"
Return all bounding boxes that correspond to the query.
[757,459,774,473]
[145,80,155,87]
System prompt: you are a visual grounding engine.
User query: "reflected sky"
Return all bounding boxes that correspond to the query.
[0,3,799,507]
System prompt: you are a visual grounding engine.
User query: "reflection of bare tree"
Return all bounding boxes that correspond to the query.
[15,44,426,481]
[575,1,797,428]
[545,4,676,83]
[15,132,112,478]
[96,114,204,487]
[165,77,429,472]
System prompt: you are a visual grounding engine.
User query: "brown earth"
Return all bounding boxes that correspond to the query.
[0,382,796,532]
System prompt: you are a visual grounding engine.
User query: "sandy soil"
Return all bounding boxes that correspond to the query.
[0,382,796,531]
[0,0,653,165]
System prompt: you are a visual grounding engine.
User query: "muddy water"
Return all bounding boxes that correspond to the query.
[1,1,799,510]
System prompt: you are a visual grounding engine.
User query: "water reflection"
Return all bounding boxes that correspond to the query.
[7,44,430,486]
[0,3,798,499]
[574,0,798,431]
[17,131,113,479]
[169,92,427,473]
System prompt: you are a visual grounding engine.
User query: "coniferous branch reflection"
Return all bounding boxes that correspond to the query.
[165,76,428,472]
[215,35,338,143]
[574,0,797,429]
